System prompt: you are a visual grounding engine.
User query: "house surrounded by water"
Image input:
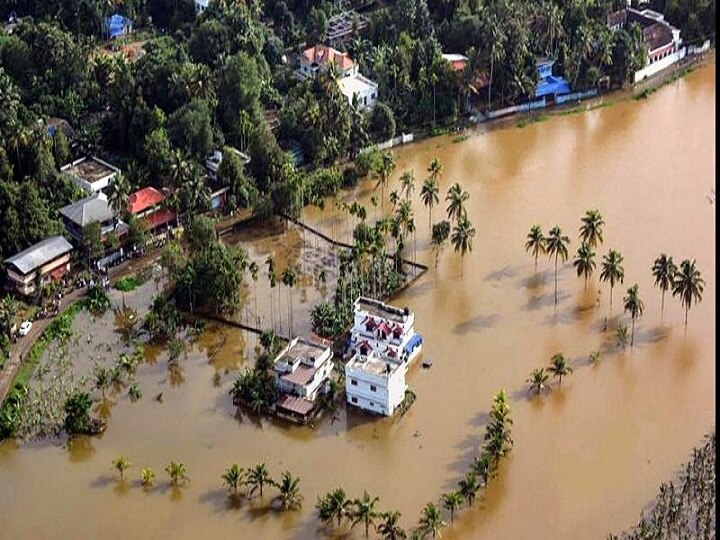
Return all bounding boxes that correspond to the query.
[345,350,407,416]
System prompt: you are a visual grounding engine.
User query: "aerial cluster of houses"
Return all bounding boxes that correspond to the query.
[269,297,423,424]
[2,149,249,297]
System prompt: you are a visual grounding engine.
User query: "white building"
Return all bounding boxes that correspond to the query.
[60,155,120,193]
[348,297,423,365]
[194,0,209,13]
[205,147,251,181]
[272,337,334,423]
[345,350,407,416]
[338,73,378,109]
[607,8,685,83]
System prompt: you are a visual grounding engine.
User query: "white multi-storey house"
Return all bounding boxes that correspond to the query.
[345,350,407,416]
[348,297,423,365]
[272,337,334,423]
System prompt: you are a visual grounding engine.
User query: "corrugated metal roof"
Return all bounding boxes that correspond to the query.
[4,236,73,275]
[59,193,115,227]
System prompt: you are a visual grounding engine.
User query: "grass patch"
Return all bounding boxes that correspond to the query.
[557,100,614,116]
[11,300,85,390]
[114,268,152,292]
[517,114,549,128]
[452,134,471,143]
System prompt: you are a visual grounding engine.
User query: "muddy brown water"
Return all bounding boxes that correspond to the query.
[0,61,714,539]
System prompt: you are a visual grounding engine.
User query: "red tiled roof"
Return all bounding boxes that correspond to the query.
[281,365,317,386]
[302,45,355,70]
[127,187,165,215]
[377,321,392,335]
[145,208,175,230]
[276,394,314,416]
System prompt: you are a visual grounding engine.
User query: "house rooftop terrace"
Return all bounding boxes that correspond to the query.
[354,297,410,324]
[61,156,118,182]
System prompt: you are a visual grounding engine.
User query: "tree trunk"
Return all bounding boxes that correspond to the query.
[554,254,558,304]
[661,289,665,316]
[631,316,635,346]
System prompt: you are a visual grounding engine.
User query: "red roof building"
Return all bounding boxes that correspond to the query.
[127,187,174,231]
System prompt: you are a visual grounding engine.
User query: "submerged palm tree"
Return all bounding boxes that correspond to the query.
[417,502,446,538]
[651,254,677,315]
[351,491,380,537]
[247,462,272,498]
[458,472,480,507]
[573,242,596,290]
[622,284,644,346]
[547,353,573,386]
[527,368,550,394]
[274,471,303,511]
[113,455,131,479]
[525,225,545,270]
[545,226,570,304]
[445,183,469,222]
[599,250,624,311]
[165,461,188,486]
[140,468,155,487]
[451,215,476,277]
[421,177,440,230]
[579,209,605,247]
[376,510,407,539]
[316,487,351,528]
[221,464,245,496]
[672,259,705,328]
[375,150,397,212]
[400,170,416,200]
[441,491,463,523]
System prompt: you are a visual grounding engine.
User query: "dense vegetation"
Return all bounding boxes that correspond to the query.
[2,0,712,261]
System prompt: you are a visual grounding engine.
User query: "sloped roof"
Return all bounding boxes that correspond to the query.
[4,236,73,275]
[276,395,314,416]
[302,45,354,70]
[127,187,165,214]
[59,193,114,227]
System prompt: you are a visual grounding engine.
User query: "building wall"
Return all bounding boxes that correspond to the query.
[634,46,686,82]
[5,254,71,295]
[276,359,333,400]
[345,363,406,416]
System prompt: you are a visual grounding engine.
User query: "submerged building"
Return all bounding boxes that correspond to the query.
[345,350,407,416]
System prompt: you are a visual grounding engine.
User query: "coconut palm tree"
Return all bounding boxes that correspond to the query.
[672,259,705,328]
[547,353,573,386]
[140,468,155,487]
[428,157,443,184]
[274,471,302,511]
[221,464,245,496]
[472,451,495,486]
[376,510,407,539]
[420,177,440,230]
[525,225,545,270]
[374,150,397,212]
[458,471,480,507]
[545,226,570,304]
[623,284,644,346]
[451,215,475,277]
[165,461,188,486]
[113,455,131,479]
[600,250,625,311]
[249,261,260,326]
[108,172,131,219]
[573,242,596,290]
[351,491,380,537]
[389,190,400,210]
[316,487,352,528]
[527,368,550,394]
[265,256,275,330]
[246,462,272,498]
[441,491,463,523]
[651,254,678,315]
[579,209,605,247]
[417,502,446,538]
[445,183,469,222]
[281,265,297,336]
[400,170,416,200]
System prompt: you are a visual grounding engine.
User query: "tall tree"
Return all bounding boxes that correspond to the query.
[247,463,272,498]
[525,225,545,270]
[573,242,596,290]
[221,464,245,496]
[600,250,625,311]
[579,209,605,247]
[622,284,644,346]
[651,254,677,315]
[458,472,480,507]
[445,183,469,222]
[417,502,446,538]
[441,491,463,523]
[399,170,416,200]
[545,226,570,304]
[451,215,476,277]
[374,150,396,212]
[376,510,407,540]
[350,491,380,537]
[672,259,705,328]
[547,353,573,386]
[273,471,303,511]
[420,177,440,230]
[527,368,550,395]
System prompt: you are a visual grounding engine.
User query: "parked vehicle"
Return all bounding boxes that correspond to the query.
[18,321,32,336]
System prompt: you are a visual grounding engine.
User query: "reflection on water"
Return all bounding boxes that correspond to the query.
[0,61,715,539]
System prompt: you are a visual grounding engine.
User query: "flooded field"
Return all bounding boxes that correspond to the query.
[0,60,714,539]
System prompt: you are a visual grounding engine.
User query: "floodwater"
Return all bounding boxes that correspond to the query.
[0,60,714,539]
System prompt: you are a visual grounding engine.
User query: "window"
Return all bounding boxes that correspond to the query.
[370,385,377,392]
[351,397,358,404]
[351,379,357,386]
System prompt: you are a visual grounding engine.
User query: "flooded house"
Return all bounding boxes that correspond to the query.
[345,350,408,416]
[3,236,74,296]
[272,337,334,424]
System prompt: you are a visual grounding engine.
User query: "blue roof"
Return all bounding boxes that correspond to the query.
[105,14,132,38]
[404,333,422,354]
[535,75,571,98]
